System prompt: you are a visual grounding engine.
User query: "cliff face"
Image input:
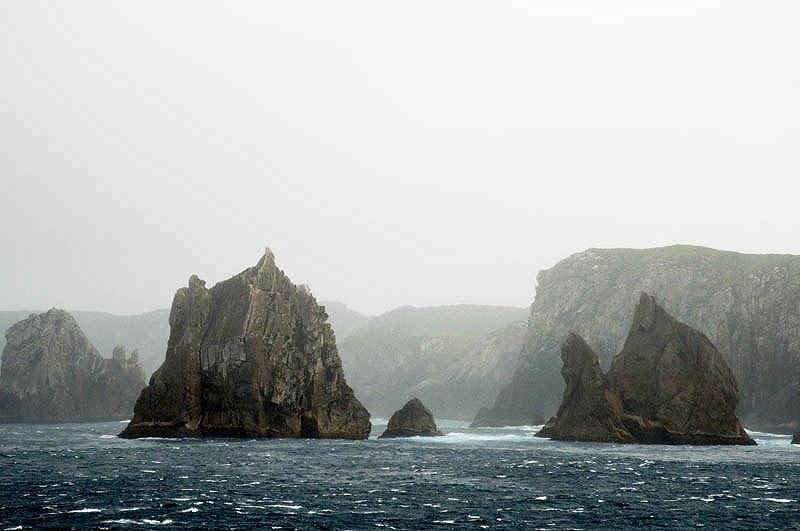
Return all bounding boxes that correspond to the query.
[379,398,443,438]
[474,246,800,432]
[0,309,145,422]
[337,306,527,420]
[538,294,754,445]
[119,249,371,439]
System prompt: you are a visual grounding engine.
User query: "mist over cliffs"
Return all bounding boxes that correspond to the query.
[0,310,169,378]
[0,309,145,422]
[475,245,800,433]
[337,305,527,419]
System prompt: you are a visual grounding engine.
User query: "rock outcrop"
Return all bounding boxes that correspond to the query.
[537,293,755,445]
[0,309,145,422]
[379,398,443,438]
[792,433,799,445]
[119,249,371,439]
[535,332,631,442]
[474,246,800,433]
[1,309,170,378]
[338,306,527,420]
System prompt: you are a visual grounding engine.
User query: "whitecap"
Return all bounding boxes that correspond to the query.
[68,508,102,513]
[99,435,116,439]
[764,498,795,503]
[267,504,302,510]
[181,507,199,513]
[142,519,174,525]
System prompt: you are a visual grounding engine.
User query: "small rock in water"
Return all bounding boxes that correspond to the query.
[379,398,443,438]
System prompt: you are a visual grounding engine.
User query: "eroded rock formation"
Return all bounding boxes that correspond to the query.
[474,245,800,433]
[379,398,443,438]
[537,293,755,445]
[0,309,145,422]
[119,249,371,439]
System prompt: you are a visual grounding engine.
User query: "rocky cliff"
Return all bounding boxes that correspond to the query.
[0,309,145,422]
[1,309,170,378]
[538,294,754,444]
[119,249,371,439]
[379,398,443,438]
[337,306,527,420]
[474,246,800,432]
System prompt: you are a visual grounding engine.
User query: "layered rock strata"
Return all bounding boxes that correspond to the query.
[119,249,371,439]
[0,309,145,422]
[474,245,800,432]
[379,398,443,438]
[537,293,755,445]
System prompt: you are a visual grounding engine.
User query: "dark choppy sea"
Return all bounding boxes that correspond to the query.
[0,419,798,529]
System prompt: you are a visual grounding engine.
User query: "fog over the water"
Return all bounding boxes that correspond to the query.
[1,1,798,315]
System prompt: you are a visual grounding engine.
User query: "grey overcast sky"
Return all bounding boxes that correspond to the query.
[1,1,798,316]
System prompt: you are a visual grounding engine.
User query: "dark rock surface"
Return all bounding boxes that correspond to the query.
[537,293,755,445]
[536,332,631,442]
[792,432,799,444]
[379,398,443,438]
[0,309,145,422]
[474,245,800,432]
[119,249,371,439]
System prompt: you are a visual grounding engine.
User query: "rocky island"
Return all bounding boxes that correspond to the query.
[119,249,371,439]
[0,309,145,422]
[379,398,443,438]
[474,246,800,433]
[536,293,754,445]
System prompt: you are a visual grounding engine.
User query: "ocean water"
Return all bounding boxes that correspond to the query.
[0,419,798,529]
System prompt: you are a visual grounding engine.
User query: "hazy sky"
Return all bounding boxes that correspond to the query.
[2,1,798,316]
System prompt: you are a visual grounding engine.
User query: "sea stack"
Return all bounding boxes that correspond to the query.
[537,293,755,445]
[119,248,371,439]
[379,398,443,438]
[0,309,146,422]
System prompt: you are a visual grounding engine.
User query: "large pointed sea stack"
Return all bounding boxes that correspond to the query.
[0,309,145,422]
[537,293,755,445]
[379,398,443,438]
[120,249,371,439]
